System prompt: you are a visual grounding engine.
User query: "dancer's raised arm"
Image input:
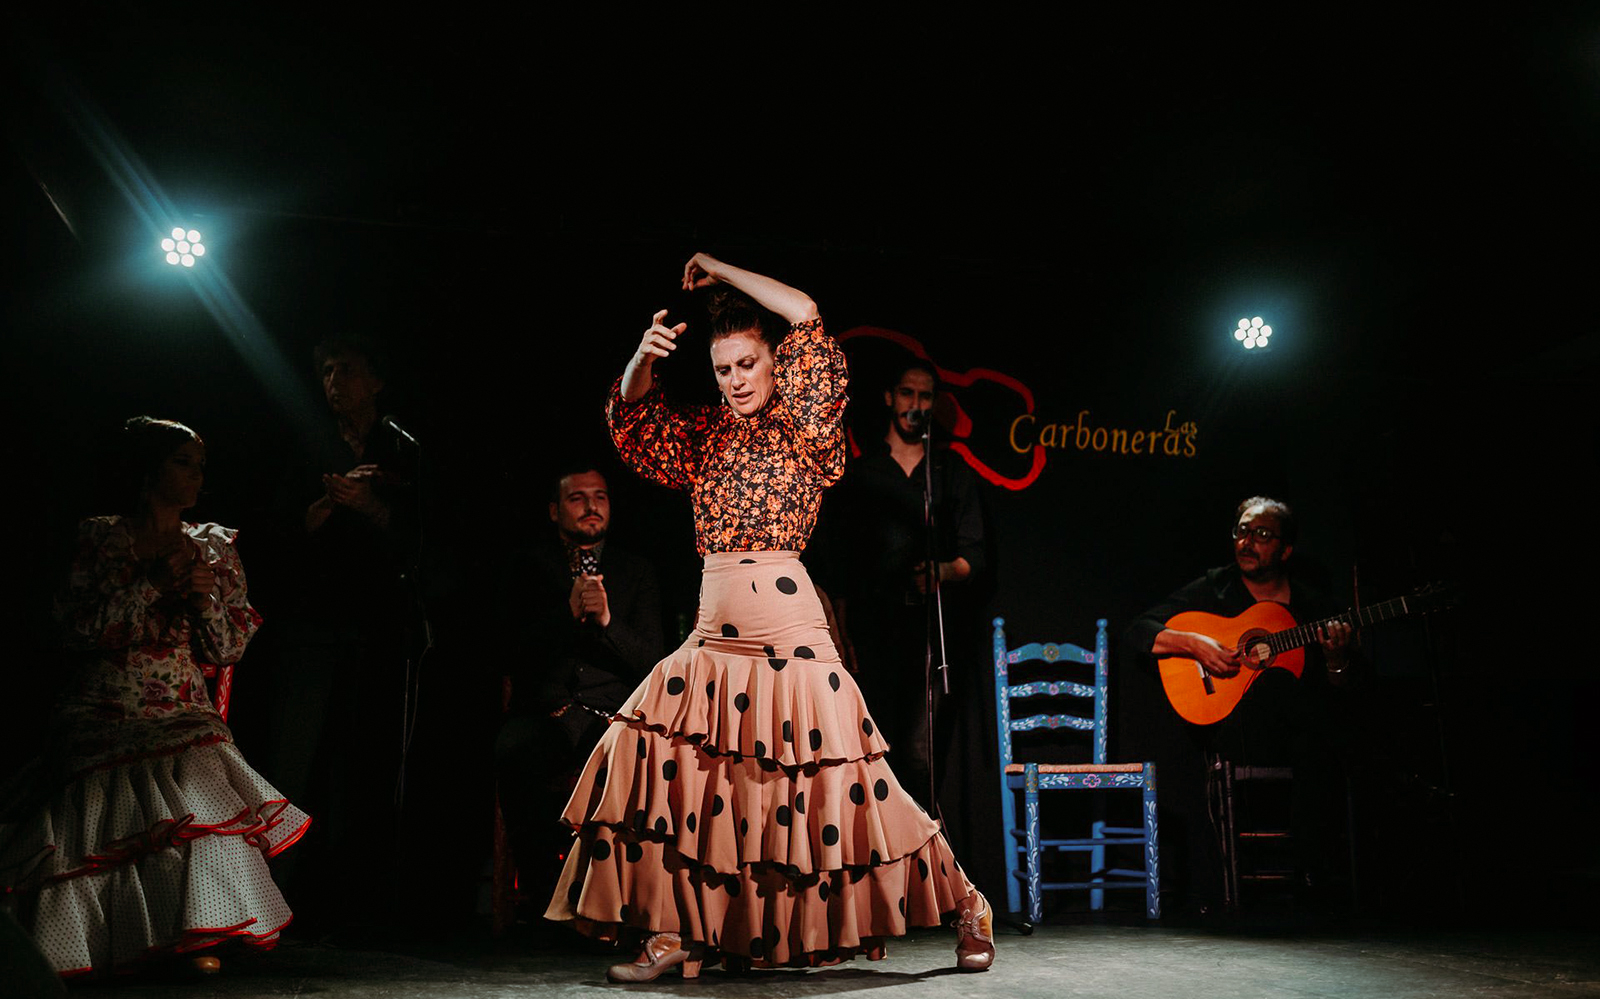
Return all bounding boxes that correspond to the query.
[683,252,818,325]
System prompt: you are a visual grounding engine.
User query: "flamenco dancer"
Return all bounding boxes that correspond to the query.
[0,417,309,977]
[544,254,995,980]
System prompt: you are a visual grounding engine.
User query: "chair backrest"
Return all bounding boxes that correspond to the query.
[992,616,1110,767]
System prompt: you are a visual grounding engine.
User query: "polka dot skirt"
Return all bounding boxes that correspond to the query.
[0,741,309,976]
[545,551,975,967]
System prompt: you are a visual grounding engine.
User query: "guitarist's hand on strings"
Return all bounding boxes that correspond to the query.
[1153,628,1241,677]
[1316,621,1353,680]
[1188,633,1242,677]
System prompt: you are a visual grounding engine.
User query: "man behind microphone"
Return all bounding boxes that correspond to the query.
[811,360,989,813]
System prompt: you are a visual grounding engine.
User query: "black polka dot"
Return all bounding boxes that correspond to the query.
[766,926,781,949]
[870,849,882,866]
[759,757,777,772]
[687,812,697,833]
[735,692,750,712]
[568,880,582,906]
[898,897,906,916]
[918,858,929,880]
[874,779,889,801]
[725,877,741,898]
[829,672,840,691]
[942,861,948,876]
[592,838,611,861]
[706,681,715,698]
[662,760,678,781]
[749,936,766,959]
[666,676,685,695]
[794,646,815,659]
[850,783,866,805]
[776,576,798,594]
[712,795,725,816]
[795,792,806,814]
[721,623,739,638]
[769,658,787,671]
[809,729,823,751]
[782,720,793,742]
[764,645,776,657]
[619,904,631,923]
[751,581,757,593]
[740,818,749,837]
[862,718,874,736]
[739,558,756,564]
[625,842,643,863]
[776,805,791,826]
[754,740,766,758]
[637,737,648,757]
[818,880,830,901]
[822,824,839,846]
[698,638,706,647]
[633,810,647,832]
[654,816,668,836]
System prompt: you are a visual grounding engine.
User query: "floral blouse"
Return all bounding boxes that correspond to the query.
[52,516,262,775]
[607,318,848,555]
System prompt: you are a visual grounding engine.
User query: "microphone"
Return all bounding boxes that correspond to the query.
[382,415,419,445]
[905,407,932,429]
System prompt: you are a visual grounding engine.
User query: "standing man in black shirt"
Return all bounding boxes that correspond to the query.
[1124,496,1351,914]
[820,360,988,814]
[263,334,420,936]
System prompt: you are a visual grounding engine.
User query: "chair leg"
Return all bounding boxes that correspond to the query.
[1025,781,1042,925]
[1090,818,1106,912]
[1144,766,1160,919]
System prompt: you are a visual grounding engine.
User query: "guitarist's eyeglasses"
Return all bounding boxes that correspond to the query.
[1231,525,1281,543]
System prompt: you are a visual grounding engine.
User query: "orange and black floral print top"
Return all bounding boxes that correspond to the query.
[607,318,848,556]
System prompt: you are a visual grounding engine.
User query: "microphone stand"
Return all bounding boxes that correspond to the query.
[919,412,952,824]
[385,420,433,814]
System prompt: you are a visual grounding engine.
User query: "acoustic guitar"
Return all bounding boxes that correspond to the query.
[1158,587,1448,725]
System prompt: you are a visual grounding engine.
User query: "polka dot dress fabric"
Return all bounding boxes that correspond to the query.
[546,551,976,966]
[0,742,309,975]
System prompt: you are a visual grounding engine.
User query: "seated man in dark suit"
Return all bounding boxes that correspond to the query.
[495,465,663,903]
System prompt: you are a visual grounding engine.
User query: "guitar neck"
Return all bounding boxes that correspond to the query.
[1266,594,1419,654]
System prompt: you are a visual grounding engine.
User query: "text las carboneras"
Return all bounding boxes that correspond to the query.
[1009,409,1198,457]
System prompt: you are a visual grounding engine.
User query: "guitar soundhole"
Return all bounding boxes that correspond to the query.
[1239,631,1274,670]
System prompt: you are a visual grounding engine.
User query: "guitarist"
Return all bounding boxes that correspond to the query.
[1124,496,1353,916]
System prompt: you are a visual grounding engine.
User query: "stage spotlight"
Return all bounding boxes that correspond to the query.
[1235,316,1272,350]
[160,226,206,267]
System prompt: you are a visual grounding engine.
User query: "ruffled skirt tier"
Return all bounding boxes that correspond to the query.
[547,551,974,966]
[0,740,310,976]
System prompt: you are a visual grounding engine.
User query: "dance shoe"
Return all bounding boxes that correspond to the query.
[953,890,995,972]
[190,955,222,975]
[606,932,702,982]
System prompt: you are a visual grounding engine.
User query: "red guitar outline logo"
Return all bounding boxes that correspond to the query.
[839,326,1045,491]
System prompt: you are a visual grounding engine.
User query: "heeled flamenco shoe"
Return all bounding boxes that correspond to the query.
[189,955,222,975]
[606,932,704,983]
[953,890,995,972]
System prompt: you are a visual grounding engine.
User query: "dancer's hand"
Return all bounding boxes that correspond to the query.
[622,310,686,402]
[683,253,723,291]
[635,310,686,364]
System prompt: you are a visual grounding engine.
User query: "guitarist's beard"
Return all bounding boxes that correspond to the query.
[1237,549,1289,584]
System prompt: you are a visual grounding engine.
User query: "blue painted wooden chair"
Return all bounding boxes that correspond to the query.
[993,616,1159,926]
